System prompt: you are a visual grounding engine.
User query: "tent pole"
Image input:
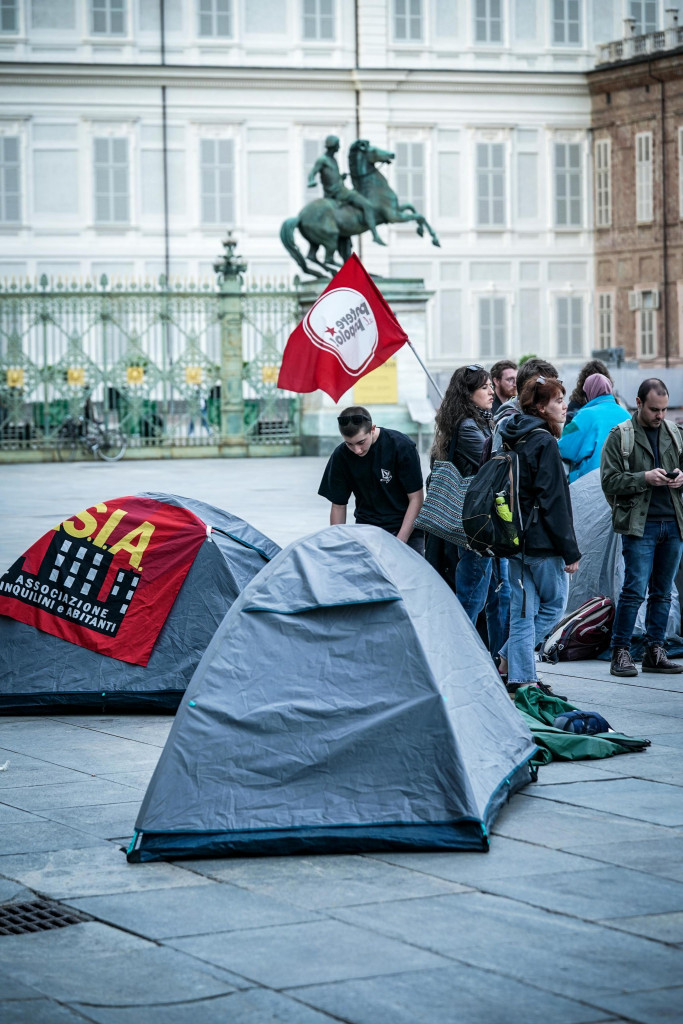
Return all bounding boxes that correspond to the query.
[406,340,443,401]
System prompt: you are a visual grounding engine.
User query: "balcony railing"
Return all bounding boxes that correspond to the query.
[597,25,683,65]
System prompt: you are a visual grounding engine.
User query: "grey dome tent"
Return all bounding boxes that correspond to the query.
[128,525,536,862]
[0,492,279,714]
[567,469,680,634]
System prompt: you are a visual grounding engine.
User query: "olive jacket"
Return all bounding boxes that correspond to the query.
[600,413,683,538]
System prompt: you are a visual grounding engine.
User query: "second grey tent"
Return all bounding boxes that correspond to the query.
[128,525,536,862]
[0,492,279,713]
[567,469,680,634]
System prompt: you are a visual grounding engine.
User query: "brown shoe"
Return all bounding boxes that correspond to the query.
[641,644,683,674]
[610,648,638,677]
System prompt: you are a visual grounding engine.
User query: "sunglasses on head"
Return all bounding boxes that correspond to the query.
[467,364,485,373]
[534,376,563,387]
[337,414,369,427]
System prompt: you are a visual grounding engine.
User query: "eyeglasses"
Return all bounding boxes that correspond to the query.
[467,364,485,372]
[337,414,370,427]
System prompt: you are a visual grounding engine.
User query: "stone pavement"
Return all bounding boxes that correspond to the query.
[0,459,682,1024]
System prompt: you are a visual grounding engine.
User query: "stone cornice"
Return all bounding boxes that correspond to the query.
[0,61,588,96]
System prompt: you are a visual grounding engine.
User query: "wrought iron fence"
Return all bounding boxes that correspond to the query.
[0,259,302,457]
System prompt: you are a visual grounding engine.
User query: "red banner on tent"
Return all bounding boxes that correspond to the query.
[0,496,207,667]
[277,253,409,402]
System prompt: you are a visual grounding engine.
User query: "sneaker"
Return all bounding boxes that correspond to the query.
[610,647,638,677]
[641,644,683,674]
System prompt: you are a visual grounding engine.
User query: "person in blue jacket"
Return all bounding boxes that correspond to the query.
[558,373,630,483]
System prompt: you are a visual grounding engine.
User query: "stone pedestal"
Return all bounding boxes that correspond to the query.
[296,277,434,456]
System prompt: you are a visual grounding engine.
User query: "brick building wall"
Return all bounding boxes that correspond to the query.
[589,48,683,366]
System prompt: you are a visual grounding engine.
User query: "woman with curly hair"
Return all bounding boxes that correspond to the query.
[497,376,581,693]
[426,364,494,623]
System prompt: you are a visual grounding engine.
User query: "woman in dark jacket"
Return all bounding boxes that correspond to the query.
[426,364,494,622]
[496,376,581,691]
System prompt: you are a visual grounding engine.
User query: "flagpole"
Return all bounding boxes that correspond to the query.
[406,340,443,401]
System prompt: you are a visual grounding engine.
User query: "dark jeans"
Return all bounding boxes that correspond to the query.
[612,520,683,650]
[455,548,492,624]
[486,558,510,660]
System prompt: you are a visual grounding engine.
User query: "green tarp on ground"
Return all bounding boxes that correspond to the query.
[513,686,650,766]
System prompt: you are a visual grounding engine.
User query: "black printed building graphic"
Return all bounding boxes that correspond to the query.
[0,529,141,637]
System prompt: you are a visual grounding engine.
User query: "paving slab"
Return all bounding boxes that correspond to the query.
[0,999,93,1023]
[1,940,240,1006]
[0,778,150,813]
[169,918,451,989]
[591,987,683,1024]
[184,853,471,909]
[74,989,340,1024]
[492,792,677,849]
[332,891,683,1001]
[528,777,683,827]
[0,843,209,898]
[366,835,592,886]
[294,963,617,1024]
[566,835,683,882]
[66,881,320,939]
[597,909,683,944]
[38,801,141,840]
[476,864,683,920]
[0,876,33,903]
[0,820,108,856]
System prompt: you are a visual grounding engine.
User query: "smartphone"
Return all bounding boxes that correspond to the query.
[665,470,678,479]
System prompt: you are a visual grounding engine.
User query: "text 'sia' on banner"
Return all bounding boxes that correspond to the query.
[0,496,207,666]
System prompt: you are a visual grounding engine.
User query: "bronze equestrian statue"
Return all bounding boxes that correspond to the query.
[281,138,440,279]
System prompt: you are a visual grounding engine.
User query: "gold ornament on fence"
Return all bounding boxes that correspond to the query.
[126,365,145,386]
[261,364,279,384]
[7,367,25,388]
[185,365,203,387]
[67,367,86,388]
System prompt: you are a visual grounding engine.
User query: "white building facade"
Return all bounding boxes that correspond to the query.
[1,0,682,378]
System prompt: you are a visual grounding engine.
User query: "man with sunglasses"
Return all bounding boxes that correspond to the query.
[318,406,425,552]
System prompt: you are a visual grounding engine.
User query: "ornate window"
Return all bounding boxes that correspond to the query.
[595,138,611,228]
[395,142,425,211]
[200,138,234,225]
[554,142,582,228]
[556,295,583,356]
[476,142,505,227]
[479,296,507,358]
[393,0,422,41]
[302,0,335,40]
[0,137,20,223]
[198,0,232,38]
[90,0,125,35]
[552,0,581,45]
[636,132,653,223]
[475,0,502,43]
[94,137,129,224]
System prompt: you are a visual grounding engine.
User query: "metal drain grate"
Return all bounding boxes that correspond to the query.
[0,899,89,936]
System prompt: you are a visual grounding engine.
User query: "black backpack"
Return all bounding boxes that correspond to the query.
[461,444,538,558]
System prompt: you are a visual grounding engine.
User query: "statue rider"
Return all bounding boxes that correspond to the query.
[307,135,386,246]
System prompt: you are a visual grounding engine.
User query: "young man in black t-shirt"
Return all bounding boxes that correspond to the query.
[318,406,425,553]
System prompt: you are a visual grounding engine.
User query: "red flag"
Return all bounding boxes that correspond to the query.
[0,497,207,667]
[277,253,408,402]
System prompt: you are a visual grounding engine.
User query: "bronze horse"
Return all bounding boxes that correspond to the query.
[280,140,440,278]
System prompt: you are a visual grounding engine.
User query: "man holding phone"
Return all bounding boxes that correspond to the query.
[601,378,683,676]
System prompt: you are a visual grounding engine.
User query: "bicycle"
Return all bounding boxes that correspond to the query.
[56,416,127,463]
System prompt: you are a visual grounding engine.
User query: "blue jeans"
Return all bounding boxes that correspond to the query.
[455,549,492,624]
[612,520,683,650]
[486,558,510,659]
[501,554,568,684]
